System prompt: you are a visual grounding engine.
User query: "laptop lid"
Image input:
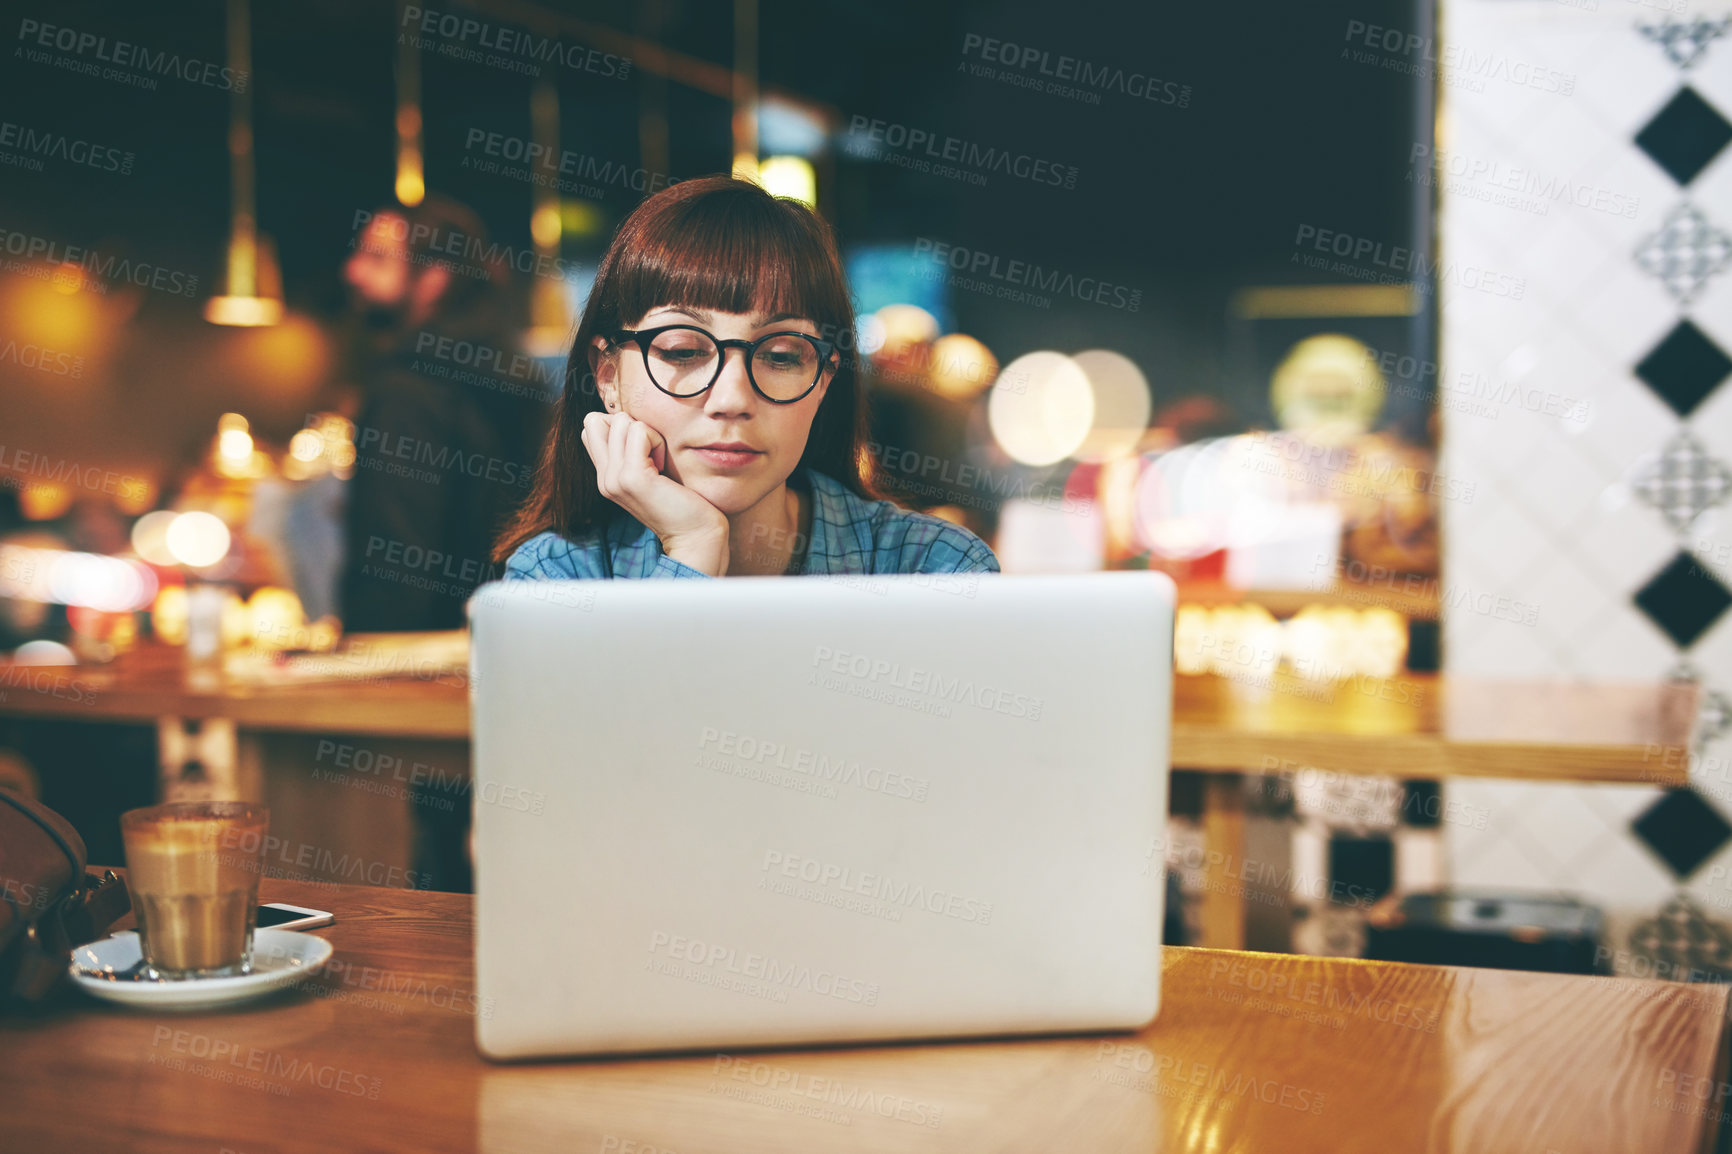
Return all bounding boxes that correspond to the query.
[470,570,1173,1059]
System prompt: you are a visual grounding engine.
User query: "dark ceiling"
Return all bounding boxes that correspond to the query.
[1,0,1425,459]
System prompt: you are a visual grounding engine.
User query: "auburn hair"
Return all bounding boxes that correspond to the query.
[492,175,881,562]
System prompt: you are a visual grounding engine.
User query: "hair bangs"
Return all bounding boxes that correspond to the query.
[612,191,837,330]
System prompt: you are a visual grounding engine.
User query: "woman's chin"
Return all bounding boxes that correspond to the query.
[685,475,767,515]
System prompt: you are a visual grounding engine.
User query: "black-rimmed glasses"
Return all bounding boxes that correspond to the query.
[611,324,836,404]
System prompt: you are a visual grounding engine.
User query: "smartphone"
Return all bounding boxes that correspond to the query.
[256,902,335,932]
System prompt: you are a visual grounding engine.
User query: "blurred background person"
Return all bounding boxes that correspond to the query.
[337,195,547,633]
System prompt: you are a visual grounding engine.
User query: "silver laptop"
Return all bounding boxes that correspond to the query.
[468,569,1174,1059]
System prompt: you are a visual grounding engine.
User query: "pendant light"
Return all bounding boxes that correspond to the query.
[205,0,283,326]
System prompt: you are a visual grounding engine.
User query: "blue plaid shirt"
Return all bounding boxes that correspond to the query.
[505,466,1000,580]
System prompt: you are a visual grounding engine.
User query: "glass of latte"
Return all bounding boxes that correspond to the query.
[120,801,270,980]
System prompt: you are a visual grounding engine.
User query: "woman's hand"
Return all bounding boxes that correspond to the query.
[581,411,729,574]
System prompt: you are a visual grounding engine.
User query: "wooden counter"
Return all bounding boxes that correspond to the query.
[0,642,470,739]
[0,644,1699,786]
[1174,670,1698,784]
[4,878,1727,1153]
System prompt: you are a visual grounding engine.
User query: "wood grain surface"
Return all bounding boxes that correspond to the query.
[4,878,1725,1154]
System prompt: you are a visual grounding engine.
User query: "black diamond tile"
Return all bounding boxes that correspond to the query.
[1327,834,1393,905]
[1635,551,1732,647]
[1632,787,1732,879]
[1636,87,1732,186]
[1635,320,1732,417]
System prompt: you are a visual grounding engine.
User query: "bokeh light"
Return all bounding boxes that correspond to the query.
[164,512,232,568]
[17,484,72,521]
[218,427,254,464]
[927,334,998,401]
[114,478,159,516]
[758,156,817,206]
[49,551,157,612]
[1072,349,1152,462]
[151,585,188,645]
[1270,333,1386,447]
[1134,438,1237,560]
[247,586,306,651]
[988,351,1094,467]
[130,510,180,566]
[874,305,939,358]
[0,545,157,611]
[289,430,323,462]
[530,203,562,248]
[12,640,76,665]
[1175,602,1409,681]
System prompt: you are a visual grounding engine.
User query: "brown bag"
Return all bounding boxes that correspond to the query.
[0,788,131,1004]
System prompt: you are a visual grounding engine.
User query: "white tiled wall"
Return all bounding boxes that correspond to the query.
[1439,1,1732,939]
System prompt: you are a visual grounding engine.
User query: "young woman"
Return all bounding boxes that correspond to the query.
[494,175,999,580]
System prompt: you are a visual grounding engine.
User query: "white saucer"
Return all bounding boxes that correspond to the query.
[69,929,334,1011]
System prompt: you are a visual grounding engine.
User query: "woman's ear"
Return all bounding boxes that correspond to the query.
[589,335,621,412]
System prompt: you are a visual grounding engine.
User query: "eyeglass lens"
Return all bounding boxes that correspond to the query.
[645,329,820,401]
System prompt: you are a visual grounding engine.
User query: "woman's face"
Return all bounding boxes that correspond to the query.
[590,305,836,515]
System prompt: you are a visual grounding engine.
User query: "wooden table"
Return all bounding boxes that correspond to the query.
[5,878,1727,1153]
[0,646,1700,950]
